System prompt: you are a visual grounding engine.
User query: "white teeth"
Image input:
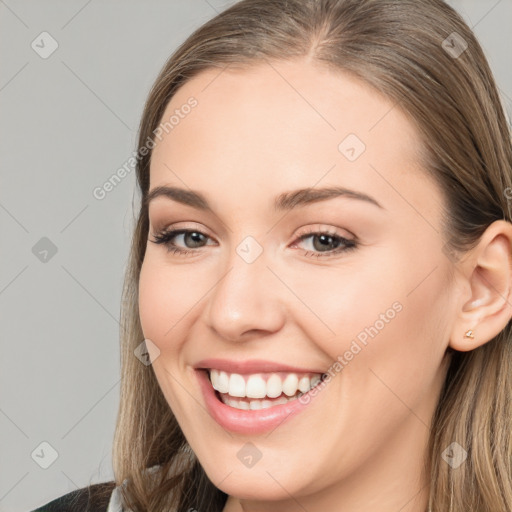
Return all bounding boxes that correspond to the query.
[237,400,249,410]
[217,371,229,393]
[298,376,311,393]
[209,369,323,403]
[249,400,262,410]
[210,369,229,393]
[246,374,267,399]
[266,374,283,398]
[228,373,246,397]
[282,373,299,396]
[219,394,299,410]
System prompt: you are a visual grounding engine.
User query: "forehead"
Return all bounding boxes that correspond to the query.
[149,59,433,212]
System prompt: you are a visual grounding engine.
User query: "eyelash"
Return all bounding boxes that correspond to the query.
[150,226,358,259]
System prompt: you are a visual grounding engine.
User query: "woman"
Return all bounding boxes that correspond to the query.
[33,0,512,510]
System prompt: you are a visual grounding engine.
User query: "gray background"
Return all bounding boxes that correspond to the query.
[0,1,510,510]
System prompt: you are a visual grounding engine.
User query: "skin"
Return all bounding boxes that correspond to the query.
[138,59,512,512]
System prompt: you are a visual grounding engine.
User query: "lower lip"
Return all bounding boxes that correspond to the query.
[196,369,318,435]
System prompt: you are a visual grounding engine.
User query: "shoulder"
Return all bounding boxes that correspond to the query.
[31,481,117,512]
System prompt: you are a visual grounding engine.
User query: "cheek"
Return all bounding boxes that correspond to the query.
[281,257,403,350]
[304,248,450,400]
[138,259,203,414]
[332,261,451,420]
[138,259,196,351]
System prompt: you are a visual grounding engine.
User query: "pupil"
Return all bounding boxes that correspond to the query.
[186,232,204,248]
[313,234,338,252]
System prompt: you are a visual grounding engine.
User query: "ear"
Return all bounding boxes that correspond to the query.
[449,220,512,352]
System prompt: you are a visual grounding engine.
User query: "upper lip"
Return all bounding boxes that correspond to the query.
[194,358,324,375]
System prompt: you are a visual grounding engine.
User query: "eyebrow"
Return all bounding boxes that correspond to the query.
[145,185,383,211]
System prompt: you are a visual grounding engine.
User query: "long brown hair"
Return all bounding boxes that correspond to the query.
[111,1,512,510]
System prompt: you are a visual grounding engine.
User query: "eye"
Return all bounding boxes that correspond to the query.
[291,227,358,258]
[150,228,213,256]
[149,225,358,259]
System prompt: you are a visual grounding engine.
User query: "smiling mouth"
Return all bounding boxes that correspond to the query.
[206,368,324,410]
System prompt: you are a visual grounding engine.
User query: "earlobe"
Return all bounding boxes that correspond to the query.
[449,220,512,352]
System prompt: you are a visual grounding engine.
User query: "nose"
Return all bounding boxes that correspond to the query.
[204,243,286,342]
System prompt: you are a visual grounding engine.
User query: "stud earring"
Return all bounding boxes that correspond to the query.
[464,329,475,339]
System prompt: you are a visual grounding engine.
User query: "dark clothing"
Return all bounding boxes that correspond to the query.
[31,482,116,512]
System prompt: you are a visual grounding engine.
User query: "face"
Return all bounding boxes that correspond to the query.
[138,59,456,506]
